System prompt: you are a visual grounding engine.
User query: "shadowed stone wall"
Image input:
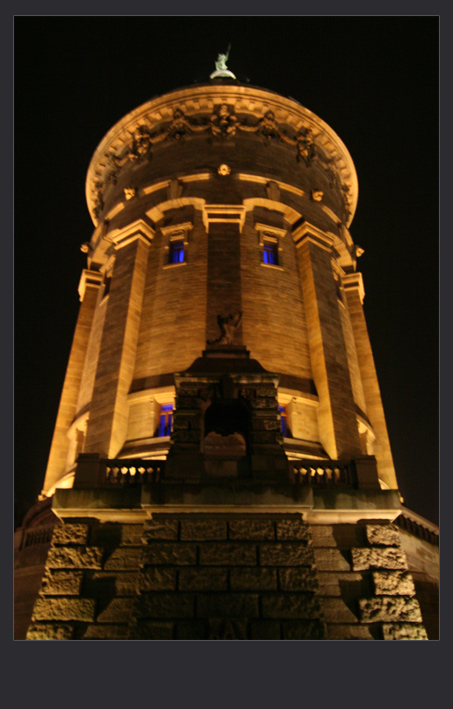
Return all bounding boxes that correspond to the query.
[27,516,428,640]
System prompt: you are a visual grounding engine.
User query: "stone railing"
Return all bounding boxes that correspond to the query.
[291,460,356,488]
[103,459,165,486]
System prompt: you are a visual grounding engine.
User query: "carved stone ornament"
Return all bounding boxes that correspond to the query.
[210,104,238,137]
[218,163,231,176]
[311,189,324,202]
[124,187,137,200]
[208,312,242,345]
[87,87,358,227]
[355,245,365,258]
[266,181,280,201]
[168,179,183,200]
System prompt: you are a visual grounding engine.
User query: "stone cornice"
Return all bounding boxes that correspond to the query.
[78,269,103,302]
[108,219,155,250]
[86,84,358,228]
[343,272,365,303]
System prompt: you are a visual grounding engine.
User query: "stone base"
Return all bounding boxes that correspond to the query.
[26,498,430,640]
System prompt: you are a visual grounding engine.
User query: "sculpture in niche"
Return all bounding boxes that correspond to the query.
[208,312,242,345]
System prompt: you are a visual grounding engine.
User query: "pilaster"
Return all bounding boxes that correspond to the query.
[343,273,398,489]
[82,226,151,462]
[295,223,361,460]
[42,270,102,495]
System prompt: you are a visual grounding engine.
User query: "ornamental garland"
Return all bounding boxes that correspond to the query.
[92,104,352,221]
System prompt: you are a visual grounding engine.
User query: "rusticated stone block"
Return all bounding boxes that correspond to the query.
[260,543,314,567]
[382,623,428,640]
[372,570,415,596]
[230,568,277,591]
[313,548,351,571]
[52,523,90,546]
[359,597,423,623]
[137,568,177,592]
[366,524,400,547]
[142,519,179,541]
[200,543,257,566]
[41,570,84,596]
[130,621,175,640]
[32,597,96,622]
[250,621,281,640]
[103,548,142,571]
[96,598,135,623]
[281,621,326,640]
[142,543,197,566]
[46,546,103,570]
[228,520,275,540]
[321,597,358,623]
[317,571,369,597]
[351,547,408,571]
[137,593,194,619]
[311,524,365,548]
[175,622,208,640]
[81,624,129,640]
[27,622,75,640]
[208,619,248,639]
[86,571,139,596]
[276,519,310,541]
[326,624,378,640]
[119,525,145,546]
[262,593,321,619]
[180,520,227,540]
[197,593,259,619]
[278,567,318,592]
[179,568,228,591]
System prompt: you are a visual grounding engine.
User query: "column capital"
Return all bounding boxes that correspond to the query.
[292,221,336,252]
[78,269,102,302]
[343,271,365,303]
[109,219,155,250]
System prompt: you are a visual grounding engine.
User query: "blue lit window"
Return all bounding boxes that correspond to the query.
[169,241,185,264]
[279,405,288,437]
[158,404,173,437]
[263,242,278,265]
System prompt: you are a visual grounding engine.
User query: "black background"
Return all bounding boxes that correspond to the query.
[14,16,439,526]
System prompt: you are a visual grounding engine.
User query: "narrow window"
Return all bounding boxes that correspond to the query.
[158,404,173,437]
[263,240,279,265]
[169,241,184,264]
[279,405,288,437]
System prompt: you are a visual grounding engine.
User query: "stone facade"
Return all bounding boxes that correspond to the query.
[27,516,427,640]
[19,76,438,640]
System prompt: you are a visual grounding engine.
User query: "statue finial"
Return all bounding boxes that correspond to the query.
[210,44,236,80]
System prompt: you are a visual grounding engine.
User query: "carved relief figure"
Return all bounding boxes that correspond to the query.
[210,104,238,137]
[296,129,316,165]
[208,312,242,345]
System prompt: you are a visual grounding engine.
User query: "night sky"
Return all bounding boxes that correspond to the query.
[14,16,439,526]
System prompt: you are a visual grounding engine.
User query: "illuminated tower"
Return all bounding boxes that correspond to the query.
[22,59,438,640]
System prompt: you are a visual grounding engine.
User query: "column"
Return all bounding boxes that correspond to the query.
[343,273,398,489]
[83,222,152,461]
[42,269,102,495]
[295,224,361,460]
